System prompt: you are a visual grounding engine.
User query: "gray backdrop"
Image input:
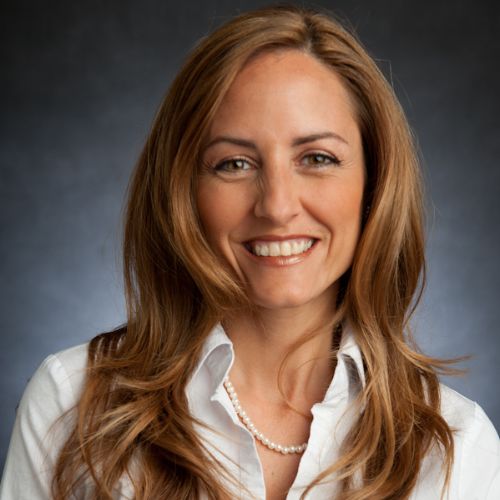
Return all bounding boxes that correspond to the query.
[1,0,499,471]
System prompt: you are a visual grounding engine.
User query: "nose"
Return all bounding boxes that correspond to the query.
[253,162,301,224]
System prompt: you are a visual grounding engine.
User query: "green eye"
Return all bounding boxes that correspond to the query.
[303,153,340,167]
[214,158,252,172]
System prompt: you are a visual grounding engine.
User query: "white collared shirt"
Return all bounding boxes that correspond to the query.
[1,324,499,499]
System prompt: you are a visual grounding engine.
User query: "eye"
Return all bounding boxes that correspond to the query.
[214,157,253,173]
[301,152,341,167]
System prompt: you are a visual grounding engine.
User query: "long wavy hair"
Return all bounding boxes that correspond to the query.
[52,5,456,499]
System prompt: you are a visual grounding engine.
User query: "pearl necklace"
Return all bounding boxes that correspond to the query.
[223,376,308,455]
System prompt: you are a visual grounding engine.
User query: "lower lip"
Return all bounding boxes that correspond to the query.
[243,241,318,267]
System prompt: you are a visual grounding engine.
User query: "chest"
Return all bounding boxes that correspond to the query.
[187,357,358,498]
[257,446,303,500]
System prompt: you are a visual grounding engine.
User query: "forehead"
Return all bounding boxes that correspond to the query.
[208,49,360,145]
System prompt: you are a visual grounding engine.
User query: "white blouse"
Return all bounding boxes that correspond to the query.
[1,324,499,499]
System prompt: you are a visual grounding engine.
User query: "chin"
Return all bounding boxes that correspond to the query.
[245,279,339,311]
[248,290,317,310]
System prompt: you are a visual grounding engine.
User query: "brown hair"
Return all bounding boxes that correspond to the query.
[52,5,455,499]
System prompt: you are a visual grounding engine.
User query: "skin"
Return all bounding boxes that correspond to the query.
[196,49,365,499]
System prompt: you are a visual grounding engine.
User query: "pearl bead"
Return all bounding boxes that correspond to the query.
[223,376,308,455]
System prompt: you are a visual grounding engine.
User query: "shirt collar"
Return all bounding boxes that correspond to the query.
[337,322,366,388]
[188,323,234,397]
[188,321,366,401]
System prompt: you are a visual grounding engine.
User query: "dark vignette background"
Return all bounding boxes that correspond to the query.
[1,0,499,471]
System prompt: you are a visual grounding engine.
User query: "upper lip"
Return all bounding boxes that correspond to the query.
[244,234,318,242]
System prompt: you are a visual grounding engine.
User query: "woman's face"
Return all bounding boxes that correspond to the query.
[197,50,365,311]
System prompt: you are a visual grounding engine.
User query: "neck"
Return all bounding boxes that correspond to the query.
[222,291,340,408]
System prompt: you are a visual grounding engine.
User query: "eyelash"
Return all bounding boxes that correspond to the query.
[213,157,252,173]
[301,153,342,167]
[211,152,342,173]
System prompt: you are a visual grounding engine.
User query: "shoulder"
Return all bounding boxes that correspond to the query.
[20,342,89,415]
[439,383,499,448]
[0,343,89,500]
[439,384,500,499]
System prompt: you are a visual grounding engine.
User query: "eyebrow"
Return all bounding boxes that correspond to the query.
[203,131,349,152]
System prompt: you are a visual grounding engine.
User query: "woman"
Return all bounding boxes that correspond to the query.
[1,5,499,499]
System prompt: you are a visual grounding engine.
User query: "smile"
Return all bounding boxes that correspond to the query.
[245,238,317,257]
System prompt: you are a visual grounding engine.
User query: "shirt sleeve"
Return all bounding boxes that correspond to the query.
[0,352,84,500]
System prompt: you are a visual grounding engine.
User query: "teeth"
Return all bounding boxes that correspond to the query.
[251,239,315,257]
[270,242,280,257]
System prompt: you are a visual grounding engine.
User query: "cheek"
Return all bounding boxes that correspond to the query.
[196,184,222,246]
[342,187,364,226]
[319,179,364,223]
[341,190,364,238]
[317,180,364,257]
[196,181,249,248]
